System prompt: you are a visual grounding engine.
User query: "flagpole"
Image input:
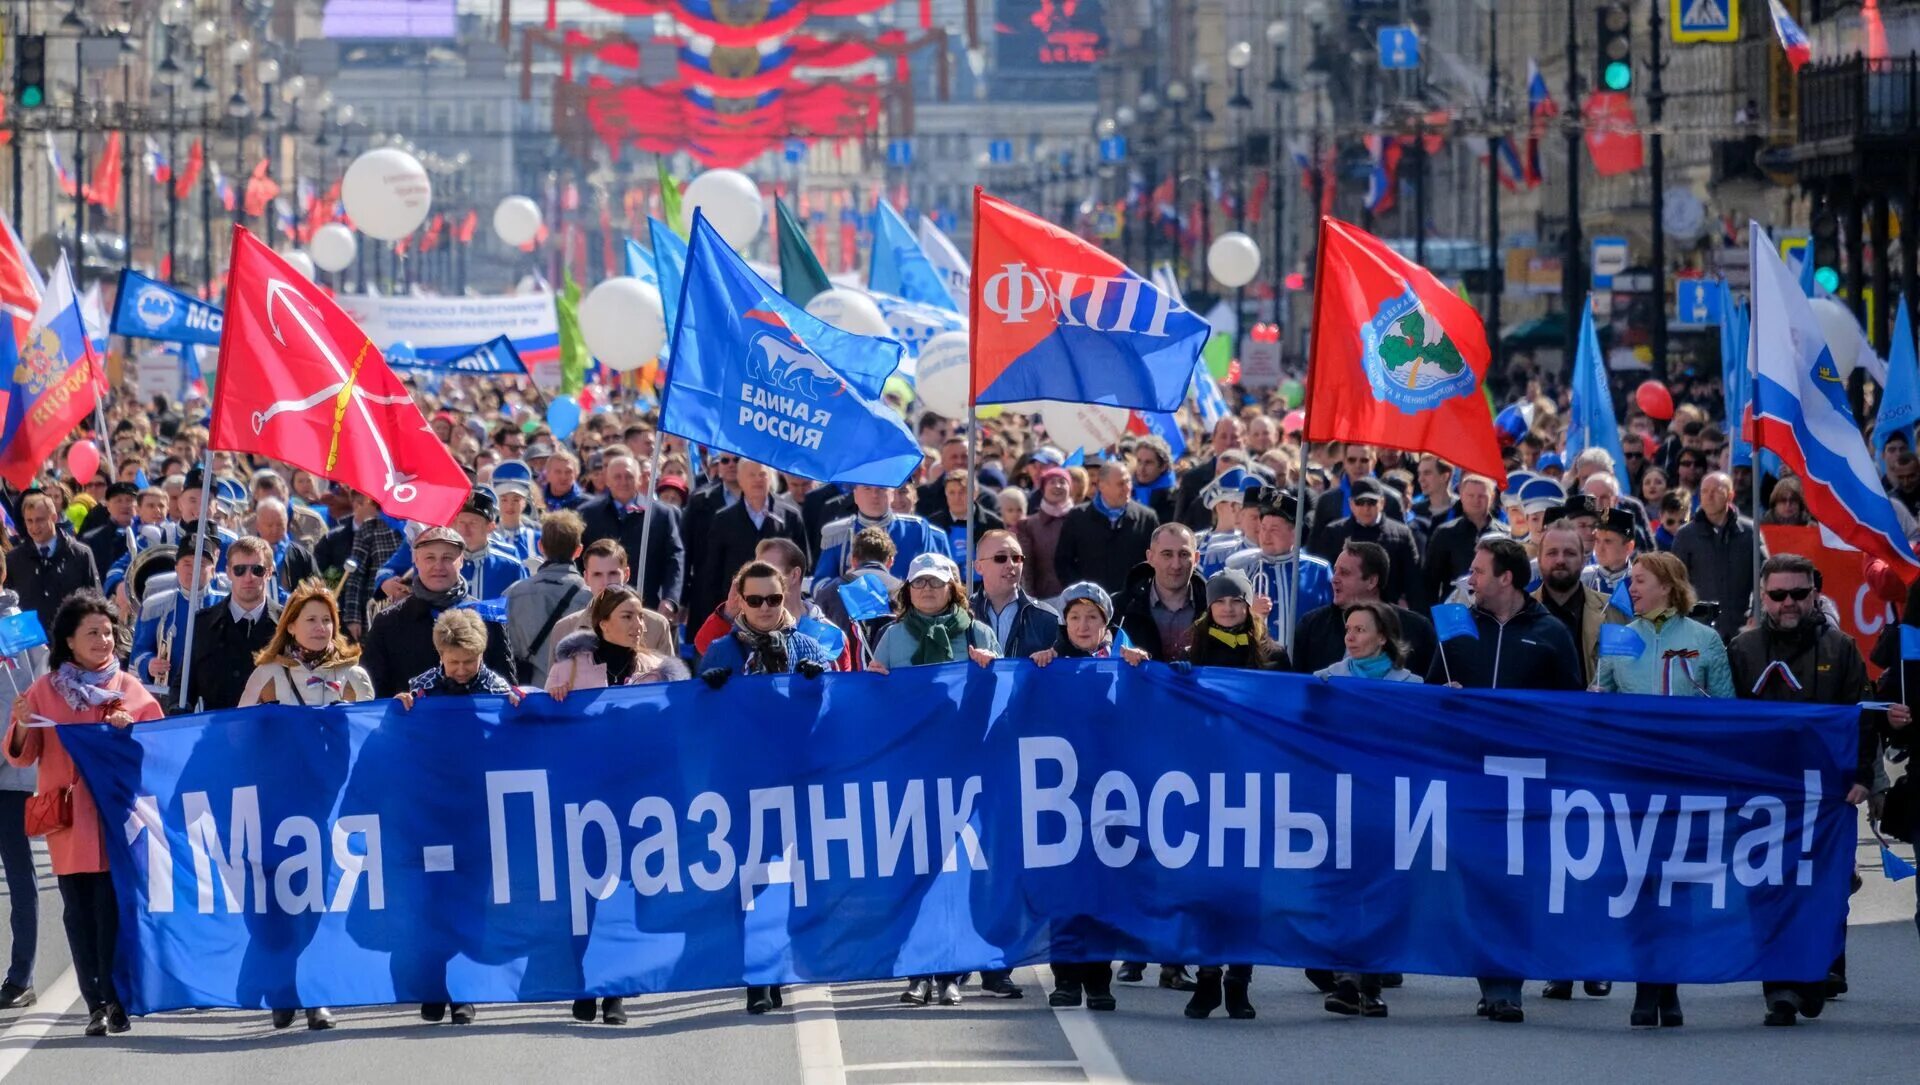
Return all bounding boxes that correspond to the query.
[1290,217,1332,653]
[633,439,667,614]
[964,186,984,598]
[173,448,215,712]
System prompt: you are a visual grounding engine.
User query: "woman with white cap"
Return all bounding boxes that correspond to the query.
[868,553,999,675]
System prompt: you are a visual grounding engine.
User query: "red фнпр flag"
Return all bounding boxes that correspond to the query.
[210,227,468,524]
[1304,217,1506,484]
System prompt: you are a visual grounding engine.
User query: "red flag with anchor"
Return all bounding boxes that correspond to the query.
[209,227,468,524]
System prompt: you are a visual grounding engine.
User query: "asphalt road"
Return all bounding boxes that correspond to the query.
[0,836,1913,1083]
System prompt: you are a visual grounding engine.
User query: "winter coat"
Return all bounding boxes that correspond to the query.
[238,655,375,706]
[5,671,164,875]
[544,630,689,697]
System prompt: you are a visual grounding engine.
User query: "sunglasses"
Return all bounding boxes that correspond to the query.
[985,552,1025,564]
[909,577,948,590]
[741,592,784,608]
[230,563,269,578]
[715,455,738,466]
[1765,587,1813,602]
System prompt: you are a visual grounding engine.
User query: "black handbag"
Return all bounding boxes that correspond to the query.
[1882,774,1916,845]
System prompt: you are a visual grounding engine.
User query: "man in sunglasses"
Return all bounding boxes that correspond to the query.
[971,529,1059,659]
[1672,471,1763,642]
[176,536,282,712]
[1311,444,1406,532]
[1728,553,1902,1027]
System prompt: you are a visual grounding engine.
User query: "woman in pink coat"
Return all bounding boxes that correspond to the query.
[6,592,164,1037]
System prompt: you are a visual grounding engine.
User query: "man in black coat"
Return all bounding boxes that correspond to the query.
[1305,478,1422,610]
[801,483,852,559]
[1055,461,1161,596]
[1112,525,1206,662]
[1173,417,1245,529]
[1130,435,1179,524]
[1290,540,1436,677]
[577,451,686,615]
[80,482,141,579]
[10,491,99,631]
[685,460,809,630]
[312,509,357,579]
[1312,444,1406,532]
[1422,474,1506,611]
[361,527,516,697]
[177,536,282,711]
[251,498,319,596]
[680,450,741,576]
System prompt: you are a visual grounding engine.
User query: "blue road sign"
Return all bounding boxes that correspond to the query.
[989,139,1015,164]
[887,139,913,167]
[1591,235,1630,289]
[1098,136,1127,162]
[1675,279,1725,327]
[1378,27,1421,70]
[784,139,806,164]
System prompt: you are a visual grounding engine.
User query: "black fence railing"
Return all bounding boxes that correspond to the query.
[1799,54,1920,143]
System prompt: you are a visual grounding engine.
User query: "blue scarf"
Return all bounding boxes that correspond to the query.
[1132,472,1174,506]
[51,660,124,711]
[1348,653,1393,680]
[1091,492,1126,523]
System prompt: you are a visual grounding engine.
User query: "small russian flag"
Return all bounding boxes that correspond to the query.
[144,137,171,184]
[1768,0,1813,71]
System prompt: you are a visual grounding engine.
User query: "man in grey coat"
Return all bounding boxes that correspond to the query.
[505,511,592,687]
[1671,471,1766,641]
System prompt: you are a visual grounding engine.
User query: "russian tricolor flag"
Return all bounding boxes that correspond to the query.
[143,137,171,185]
[1524,58,1556,188]
[1768,0,1813,71]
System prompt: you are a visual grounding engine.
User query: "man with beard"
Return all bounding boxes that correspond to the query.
[1533,521,1619,687]
[1728,554,1900,1027]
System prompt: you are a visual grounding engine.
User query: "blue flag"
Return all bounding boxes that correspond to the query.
[869,199,958,312]
[795,615,847,659]
[837,572,893,621]
[1722,293,1753,468]
[109,268,225,346]
[1900,624,1920,662]
[648,216,690,341]
[1873,298,1919,457]
[1131,409,1187,460]
[624,237,653,284]
[1431,603,1477,642]
[1883,845,1917,881]
[1609,578,1634,617]
[0,611,47,656]
[659,212,921,488]
[383,334,527,375]
[1599,624,1645,659]
[1564,296,1631,491]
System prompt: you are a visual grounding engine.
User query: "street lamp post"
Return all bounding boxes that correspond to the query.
[1137,91,1161,276]
[1228,40,1253,343]
[1266,19,1291,335]
[1191,61,1215,296]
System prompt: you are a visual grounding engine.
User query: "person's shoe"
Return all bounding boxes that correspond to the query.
[1486,1000,1525,1023]
[1184,968,1223,1019]
[271,1008,297,1030]
[900,979,932,1006]
[1048,985,1082,1008]
[105,1004,130,1034]
[1358,994,1387,1018]
[84,1008,107,1037]
[1115,962,1145,983]
[1222,980,1256,1020]
[601,998,626,1025]
[1475,998,1490,1017]
[1764,999,1798,1026]
[1659,1003,1684,1028]
[979,971,1024,998]
[746,987,775,1015]
[1379,973,1404,989]
[448,1003,475,1025]
[1158,966,1198,992]
[307,1007,335,1031]
[1541,980,1574,1000]
[571,999,597,1022]
[0,983,35,1010]
[1305,969,1338,993]
[1324,978,1362,1017]
[1085,985,1116,1012]
[1824,972,1848,999]
[420,1002,447,1023]
[936,978,962,1006]
[769,987,784,1009]
[1629,1007,1658,1029]
[1584,981,1613,997]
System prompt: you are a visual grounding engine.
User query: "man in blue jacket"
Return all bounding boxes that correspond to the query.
[971,529,1060,659]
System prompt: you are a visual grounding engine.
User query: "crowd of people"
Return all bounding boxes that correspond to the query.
[0,367,1914,1037]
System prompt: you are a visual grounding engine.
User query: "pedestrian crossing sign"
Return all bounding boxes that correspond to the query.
[1672,0,1739,43]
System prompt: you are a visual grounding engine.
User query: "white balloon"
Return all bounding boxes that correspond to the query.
[1208,231,1262,289]
[1041,402,1130,458]
[681,169,765,251]
[579,277,665,372]
[804,288,891,338]
[276,249,316,282]
[341,147,432,241]
[1809,296,1863,379]
[913,331,970,418]
[309,223,358,272]
[492,196,543,248]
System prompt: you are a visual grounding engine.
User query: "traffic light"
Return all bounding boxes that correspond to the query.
[1595,5,1632,92]
[1812,207,1841,293]
[13,34,46,109]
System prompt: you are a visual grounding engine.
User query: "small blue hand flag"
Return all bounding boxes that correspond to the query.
[837,573,893,622]
[1599,624,1645,659]
[1431,603,1478,642]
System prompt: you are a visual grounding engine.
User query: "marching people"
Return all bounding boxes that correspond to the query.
[814,482,952,584]
[1672,471,1764,642]
[1534,520,1621,686]
[545,538,676,666]
[1290,541,1436,677]
[11,491,102,632]
[1054,461,1161,596]
[1726,554,1897,1026]
[130,533,226,698]
[1227,492,1332,650]
[5,593,165,1036]
[0,551,48,1012]
[504,510,593,687]
[361,527,517,697]
[868,553,999,676]
[971,529,1060,659]
[1305,475,1421,609]
[1015,464,1075,599]
[178,536,282,712]
[546,585,689,702]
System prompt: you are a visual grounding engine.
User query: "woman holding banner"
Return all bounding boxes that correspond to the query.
[6,592,165,1038]
[547,586,689,699]
[1591,551,1732,1029]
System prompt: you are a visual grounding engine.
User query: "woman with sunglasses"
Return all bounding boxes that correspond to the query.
[695,560,834,1016]
[1590,551,1731,1029]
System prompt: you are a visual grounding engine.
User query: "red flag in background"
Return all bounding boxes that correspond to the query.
[174,140,204,199]
[85,133,122,210]
[243,159,280,218]
[1304,217,1506,484]
[455,209,478,244]
[0,207,45,344]
[210,227,468,524]
[1583,92,1646,176]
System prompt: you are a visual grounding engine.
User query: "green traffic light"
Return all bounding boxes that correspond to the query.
[1815,266,1841,293]
[1604,61,1632,91]
[19,87,41,108]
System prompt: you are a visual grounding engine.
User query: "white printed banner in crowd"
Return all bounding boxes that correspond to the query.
[334,291,562,388]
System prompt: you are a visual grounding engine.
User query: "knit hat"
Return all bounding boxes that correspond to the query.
[1207,569,1253,604]
[1059,581,1113,621]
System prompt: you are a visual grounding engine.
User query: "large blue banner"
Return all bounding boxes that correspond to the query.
[63,665,1856,1015]
[110,269,224,346]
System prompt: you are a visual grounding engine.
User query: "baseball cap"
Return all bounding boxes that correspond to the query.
[1031,446,1067,467]
[1349,476,1384,503]
[906,552,958,584]
[414,525,465,551]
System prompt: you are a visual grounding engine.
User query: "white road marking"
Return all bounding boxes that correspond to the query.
[0,968,83,1080]
[788,984,848,1085]
[842,1060,1082,1072]
[1033,966,1129,1085]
